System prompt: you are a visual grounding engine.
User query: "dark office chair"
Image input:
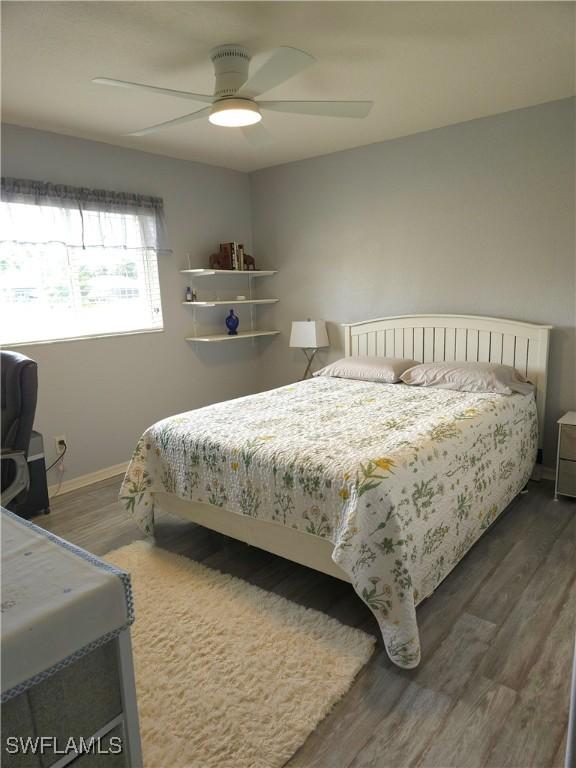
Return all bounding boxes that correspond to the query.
[1,351,38,507]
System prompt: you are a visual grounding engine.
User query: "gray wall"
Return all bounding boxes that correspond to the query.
[2,99,574,480]
[1,124,263,483]
[251,98,575,467]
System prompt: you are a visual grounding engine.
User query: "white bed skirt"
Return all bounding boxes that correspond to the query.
[154,492,351,583]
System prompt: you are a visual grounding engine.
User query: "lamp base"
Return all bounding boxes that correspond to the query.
[301,348,319,380]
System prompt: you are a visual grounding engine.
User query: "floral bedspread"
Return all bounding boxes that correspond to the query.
[120,377,537,668]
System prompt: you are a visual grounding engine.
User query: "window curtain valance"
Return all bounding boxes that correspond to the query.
[0,177,170,252]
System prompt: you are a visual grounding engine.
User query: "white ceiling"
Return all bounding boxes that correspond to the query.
[2,2,574,172]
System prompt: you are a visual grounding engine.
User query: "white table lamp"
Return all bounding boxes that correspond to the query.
[290,320,329,380]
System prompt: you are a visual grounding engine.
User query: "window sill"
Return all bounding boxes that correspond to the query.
[2,327,164,348]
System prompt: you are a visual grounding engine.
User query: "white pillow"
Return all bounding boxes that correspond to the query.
[314,356,418,384]
[400,361,534,395]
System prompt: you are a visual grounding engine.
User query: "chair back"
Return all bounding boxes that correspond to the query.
[1,351,38,454]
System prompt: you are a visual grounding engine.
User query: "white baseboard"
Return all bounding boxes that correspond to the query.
[48,462,129,499]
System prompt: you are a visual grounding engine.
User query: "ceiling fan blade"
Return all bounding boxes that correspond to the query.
[259,100,373,118]
[92,77,214,104]
[241,123,274,148]
[236,47,315,99]
[128,107,212,136]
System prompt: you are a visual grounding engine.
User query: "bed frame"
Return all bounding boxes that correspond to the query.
[156,314,552,583]
[344,314,551,455]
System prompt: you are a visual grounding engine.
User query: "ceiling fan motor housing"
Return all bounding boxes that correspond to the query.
[210,44,251,99]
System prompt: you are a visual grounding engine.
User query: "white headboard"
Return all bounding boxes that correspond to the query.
[342,314,552,454]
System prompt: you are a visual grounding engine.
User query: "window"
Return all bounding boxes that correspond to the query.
[0,179,166,345]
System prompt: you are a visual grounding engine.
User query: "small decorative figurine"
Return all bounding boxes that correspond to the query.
[209,252,227,270]
[225,309,239,336]
[243,253,256,270]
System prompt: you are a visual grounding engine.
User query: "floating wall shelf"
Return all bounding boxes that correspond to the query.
[180,269,277,277]
[182,299,278,307]
[186,331,280,343]
[182,265,278,348]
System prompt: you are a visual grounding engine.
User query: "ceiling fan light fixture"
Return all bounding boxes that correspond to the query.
[209,99,262,127]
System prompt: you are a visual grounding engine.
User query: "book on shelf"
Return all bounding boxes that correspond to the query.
[219,242,246,271]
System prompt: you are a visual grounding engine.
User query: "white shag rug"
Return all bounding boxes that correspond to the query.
[105,541,375,768]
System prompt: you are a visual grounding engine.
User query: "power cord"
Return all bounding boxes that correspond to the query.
[45,440,67,472]
[46,439,67,498]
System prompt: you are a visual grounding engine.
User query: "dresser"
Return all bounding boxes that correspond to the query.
[555,412,576,500]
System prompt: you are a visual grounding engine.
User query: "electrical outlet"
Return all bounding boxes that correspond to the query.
[54,435,67,454]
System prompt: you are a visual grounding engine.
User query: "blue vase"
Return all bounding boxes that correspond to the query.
[225,309,239,335]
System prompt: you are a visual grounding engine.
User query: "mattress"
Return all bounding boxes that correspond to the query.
[120,377,537,668]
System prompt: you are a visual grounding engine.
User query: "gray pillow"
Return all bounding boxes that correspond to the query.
[314,356,418,384]
[400,361,534,395]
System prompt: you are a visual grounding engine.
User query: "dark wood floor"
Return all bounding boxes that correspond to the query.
[36,478,575,768]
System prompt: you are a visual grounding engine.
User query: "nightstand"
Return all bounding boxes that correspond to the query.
[555,412,576,500]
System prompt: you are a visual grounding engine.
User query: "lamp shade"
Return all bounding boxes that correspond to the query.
[289,320,329,349]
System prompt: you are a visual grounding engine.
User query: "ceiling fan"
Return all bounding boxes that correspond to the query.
[92,44,373,146]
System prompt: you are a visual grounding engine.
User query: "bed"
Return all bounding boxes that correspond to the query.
[120,314,551,668]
